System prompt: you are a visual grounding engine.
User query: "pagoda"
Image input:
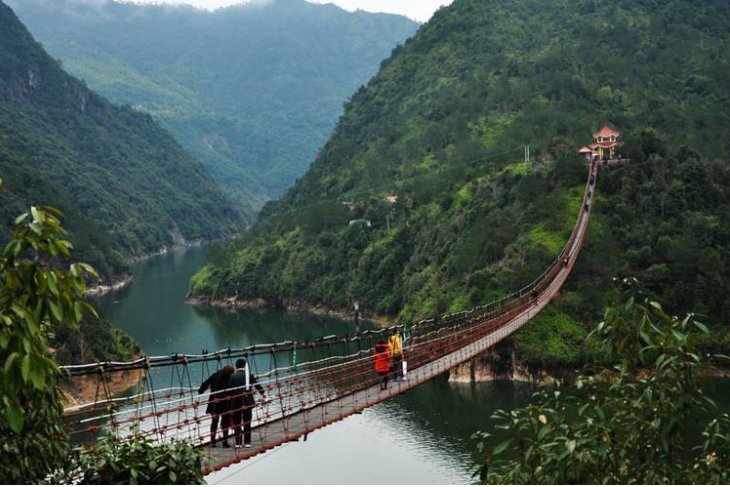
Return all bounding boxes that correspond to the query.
[578,125,622,161]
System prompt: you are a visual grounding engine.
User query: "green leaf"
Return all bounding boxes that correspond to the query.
[14,212,29,225]
[5,402,24,433]
[566,439,576,454]
[30,206,45,224]
[47,272,59,296]
[78,263,98,278]
[48,300,64,322]
[578,402,591,417]
[73,302,83,323]
[83,302,99,320]
[493,439,512,456]
[694,321,709,334]
[4,352,19,373]
[21,355,31,382]
[29,367,45,390]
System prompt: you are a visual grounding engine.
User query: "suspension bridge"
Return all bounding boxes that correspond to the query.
[61,162,598,475]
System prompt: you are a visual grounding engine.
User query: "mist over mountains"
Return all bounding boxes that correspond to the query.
[8,0,419,212]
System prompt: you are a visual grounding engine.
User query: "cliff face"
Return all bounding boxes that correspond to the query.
[447,352,576,385]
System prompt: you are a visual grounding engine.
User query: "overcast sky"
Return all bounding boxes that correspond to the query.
[126,0,454,22]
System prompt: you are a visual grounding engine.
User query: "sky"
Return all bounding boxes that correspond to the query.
[127,0,454,22]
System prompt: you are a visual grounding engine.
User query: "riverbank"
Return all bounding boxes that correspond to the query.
[60,366,145,410]
[86,240,208,297]
[187,294,394,327]
[85,273,133,296]
[448,355,730,386]
[129,238,206,264]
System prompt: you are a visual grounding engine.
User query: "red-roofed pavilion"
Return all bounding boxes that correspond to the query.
[578,125,622,161]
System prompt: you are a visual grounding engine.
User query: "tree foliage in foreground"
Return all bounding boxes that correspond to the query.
[0,202,96,483]
[54,433,205,485]
[474,278,730,484]
[0,200,204,484]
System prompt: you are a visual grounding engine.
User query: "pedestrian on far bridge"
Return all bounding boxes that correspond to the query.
[373,339,391,390]
[388,327,404,381]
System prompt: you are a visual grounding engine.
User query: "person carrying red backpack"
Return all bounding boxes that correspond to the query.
[373,339,391,391]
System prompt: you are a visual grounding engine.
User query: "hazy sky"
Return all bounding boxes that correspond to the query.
[127,0,454,22]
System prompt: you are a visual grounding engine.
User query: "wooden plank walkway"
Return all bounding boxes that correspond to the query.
[203,172,595,473]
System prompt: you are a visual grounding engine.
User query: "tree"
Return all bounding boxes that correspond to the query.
[474,278,730,484]
[0,193,205,484]
[0,200,97,483]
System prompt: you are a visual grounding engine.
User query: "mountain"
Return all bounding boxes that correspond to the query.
[188,0,730,366]
[7,0,419,211]
[0,1,245,278]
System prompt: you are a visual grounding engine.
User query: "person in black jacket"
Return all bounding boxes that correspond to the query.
[198,364,234,447]
[227,358,267,448]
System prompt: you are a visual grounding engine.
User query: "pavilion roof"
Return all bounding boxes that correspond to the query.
[593,125,621,138]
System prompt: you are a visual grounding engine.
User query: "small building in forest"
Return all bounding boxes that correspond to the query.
[579,125,622,161]
[578,145,598,161]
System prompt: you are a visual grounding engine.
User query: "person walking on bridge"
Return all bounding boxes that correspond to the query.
[388,327,404,381]
[227,358,267,448]
[198,364,234,447]
[373,339,391,390]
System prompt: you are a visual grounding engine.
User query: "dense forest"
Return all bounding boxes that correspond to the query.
[190,0,730,367]
[0,1,245,279]
[8,0,419,209]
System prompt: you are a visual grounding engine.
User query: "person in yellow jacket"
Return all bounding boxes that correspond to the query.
[388,327,404,381]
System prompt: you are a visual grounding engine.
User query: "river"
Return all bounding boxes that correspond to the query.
[92,246,729,484]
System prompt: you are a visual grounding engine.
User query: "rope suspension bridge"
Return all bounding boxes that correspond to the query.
[61,163,599,475]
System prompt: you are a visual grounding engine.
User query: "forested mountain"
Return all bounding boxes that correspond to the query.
[7,0,419,211]
[0,1,244,278]
[189,0,730,366]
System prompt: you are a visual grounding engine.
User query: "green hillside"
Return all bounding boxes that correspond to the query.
[190,0,730,365]
[7,0,419,209]
[0,1,245,278]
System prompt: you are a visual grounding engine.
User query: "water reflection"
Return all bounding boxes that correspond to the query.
[92,246,371,357]
[192,306,375,351]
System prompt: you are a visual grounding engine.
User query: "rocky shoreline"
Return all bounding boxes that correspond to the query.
[447,356,573,385]
[85,273,133,296]
[186,294,394,327]
[85,240,208,297]
[60,366,145,410]
[447,357,730,386]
